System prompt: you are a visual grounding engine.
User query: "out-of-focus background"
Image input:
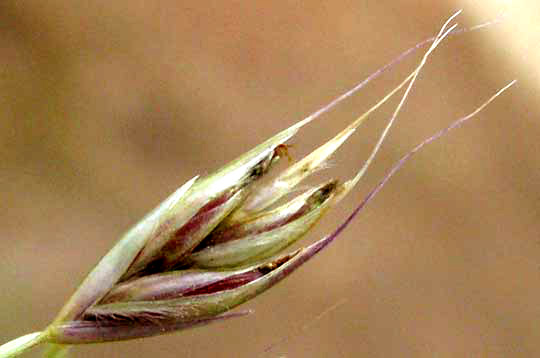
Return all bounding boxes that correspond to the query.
[1,1,539,357]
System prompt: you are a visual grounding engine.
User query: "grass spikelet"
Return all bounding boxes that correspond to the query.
[0,11,514,358]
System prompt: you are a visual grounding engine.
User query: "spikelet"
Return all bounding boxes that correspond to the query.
[0,11,515,358]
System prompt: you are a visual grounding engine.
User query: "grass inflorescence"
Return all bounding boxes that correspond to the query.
[0,10,514,358]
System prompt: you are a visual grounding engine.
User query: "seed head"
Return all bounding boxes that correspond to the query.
[41,12,468,345]
[0,11,515,358]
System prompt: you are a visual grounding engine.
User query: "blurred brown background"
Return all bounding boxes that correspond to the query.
[1,1,539,357]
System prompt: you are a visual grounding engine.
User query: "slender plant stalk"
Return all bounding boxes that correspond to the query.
[0,333,45,357]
